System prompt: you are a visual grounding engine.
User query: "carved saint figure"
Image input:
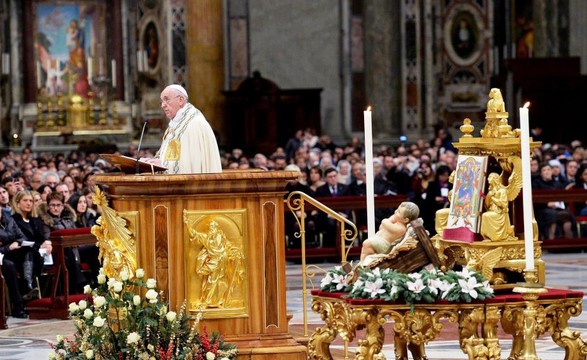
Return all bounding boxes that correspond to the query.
[480,158,522,241]
[189,220,244,308]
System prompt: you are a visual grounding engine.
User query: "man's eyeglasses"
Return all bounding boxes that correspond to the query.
[49,203,64,208]
[160,95,181,106]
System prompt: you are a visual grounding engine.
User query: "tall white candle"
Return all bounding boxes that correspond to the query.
[2,53,8,74]
[99,57,104,76]
[111,59,117,88]
[36,61,42,89]
[364,107,375,238]
[136,51,142,72]
[88,57,93,85]
[520,102,534,271]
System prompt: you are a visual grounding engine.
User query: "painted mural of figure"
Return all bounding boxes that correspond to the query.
[67,19,86,72]
[145,23,159,69]
[66,19,90,96]
[453,18,475,59]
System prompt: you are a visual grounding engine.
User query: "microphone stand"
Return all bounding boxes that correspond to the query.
[136,120,149,174]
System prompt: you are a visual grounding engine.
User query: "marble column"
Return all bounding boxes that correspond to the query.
[364,0,401,139]
[570,0,587,74]
[185,1,226,139]
[533,0,569,58]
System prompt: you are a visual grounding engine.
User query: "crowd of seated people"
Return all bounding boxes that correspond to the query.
[0,149,106,318]
[1,130,587,318]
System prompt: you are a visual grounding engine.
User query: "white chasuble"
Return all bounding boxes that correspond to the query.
[157,103,222,174]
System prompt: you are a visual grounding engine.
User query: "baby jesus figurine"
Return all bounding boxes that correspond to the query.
[359,201,420,264]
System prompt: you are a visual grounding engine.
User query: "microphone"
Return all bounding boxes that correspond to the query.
[136,119,149,174]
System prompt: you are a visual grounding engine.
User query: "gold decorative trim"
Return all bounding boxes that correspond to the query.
[91,187,138,279]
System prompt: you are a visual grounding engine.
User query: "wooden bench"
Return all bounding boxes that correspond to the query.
[25,227,97,320]
[532,189,587,249]
[284,195,407,261]
[309,288,586,360]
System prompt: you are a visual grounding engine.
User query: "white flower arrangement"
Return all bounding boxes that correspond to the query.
[51,267,238,360]
[320,265,494,309]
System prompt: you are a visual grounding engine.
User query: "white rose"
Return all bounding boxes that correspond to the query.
[86,349,94,359]
[93,316,106,327]
[146,278,157,289]
[93,296,106,308]
[133,295,141,306]
[84,285,92,294]
[206,352,215,360]
[145,289,158,303]
[166,311,177,322]
[97,274,106,284]
[107,277,116,289]
[83,309,93,319]
[68,302,79,313]
[113,281,124,293]
[136,268,145,279]
[120,270,129,281]
[48,353,56,359]
[56,335,64,343]
[147,344,154,352]
[127,332,141,345]
[78,300,87,310]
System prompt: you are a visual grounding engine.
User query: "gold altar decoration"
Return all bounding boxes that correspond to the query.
[434,88,543,289]
[90,186,138,279]
[309,290,587,360]
[35,90,121,132]
[183,210,248,319]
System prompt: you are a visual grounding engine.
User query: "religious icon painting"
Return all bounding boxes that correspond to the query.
[447,155,488,234]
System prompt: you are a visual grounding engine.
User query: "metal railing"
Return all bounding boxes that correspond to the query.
[285,190,359,337]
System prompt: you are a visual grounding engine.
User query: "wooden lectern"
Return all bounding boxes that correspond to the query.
[92,170,307,359]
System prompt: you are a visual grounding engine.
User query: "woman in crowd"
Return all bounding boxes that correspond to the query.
[37,184,53,202]
[62,175,80,197]
[411,160,435,207]
[0,202,35,317]
[68,192,101,283]
[11,190,52,300]
[31,190,43,207]
[68,193,98,228]
[308,166,325,194]
[38,192,87,293]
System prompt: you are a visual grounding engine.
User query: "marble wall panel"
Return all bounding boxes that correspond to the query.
[249,0,341,138]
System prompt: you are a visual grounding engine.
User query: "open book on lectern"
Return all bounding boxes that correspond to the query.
[99,154,167,174]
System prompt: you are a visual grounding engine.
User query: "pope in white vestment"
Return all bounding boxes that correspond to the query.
[153,84,222,174]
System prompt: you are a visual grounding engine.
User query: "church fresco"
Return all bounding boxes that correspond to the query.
[34,1,106,99]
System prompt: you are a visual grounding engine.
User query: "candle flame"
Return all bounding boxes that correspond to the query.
[366,106,371,111]
[523,102,530,109]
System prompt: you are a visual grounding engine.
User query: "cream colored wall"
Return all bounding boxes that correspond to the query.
[185,1,226,139]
